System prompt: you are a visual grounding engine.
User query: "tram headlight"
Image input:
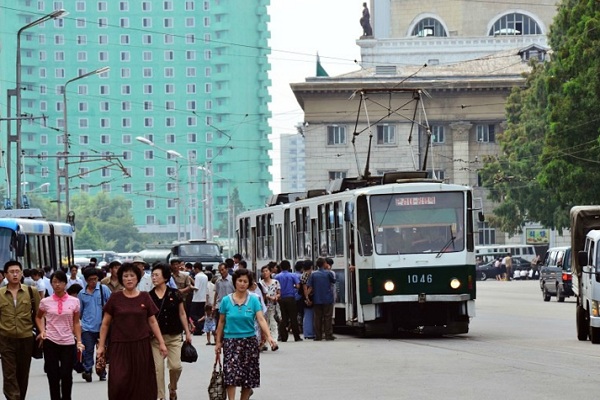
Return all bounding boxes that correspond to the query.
[383,280,395,292]
[450,278,461,290]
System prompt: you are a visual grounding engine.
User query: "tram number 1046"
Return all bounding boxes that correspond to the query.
[407,274,433,284]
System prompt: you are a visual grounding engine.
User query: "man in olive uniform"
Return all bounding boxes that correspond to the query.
[0,260,41,400]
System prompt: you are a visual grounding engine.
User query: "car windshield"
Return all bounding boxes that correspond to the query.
[178,243,220,257]
[370,192,465,255]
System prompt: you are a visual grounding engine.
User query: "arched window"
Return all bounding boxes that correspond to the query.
[489,13,541,36]
[411,18,447,37]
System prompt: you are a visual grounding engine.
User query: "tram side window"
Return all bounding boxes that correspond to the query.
[318,205,328,256]
[334,201,344,256]
[356,196,373,256]
[283,209,291,260]
[25,235,42,269]
[266,213,274,259]
[326,203,336,256]
[303,207,312,259]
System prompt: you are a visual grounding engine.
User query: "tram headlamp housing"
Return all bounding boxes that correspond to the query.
[383,280,395,292]
[450,278,461,290]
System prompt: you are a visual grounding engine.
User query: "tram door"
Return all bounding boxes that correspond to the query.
[347,221,358,321]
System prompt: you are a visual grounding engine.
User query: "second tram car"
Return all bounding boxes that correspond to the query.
[237,172,479,335]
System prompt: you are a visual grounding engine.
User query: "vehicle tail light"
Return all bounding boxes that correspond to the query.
[562,272,572,281]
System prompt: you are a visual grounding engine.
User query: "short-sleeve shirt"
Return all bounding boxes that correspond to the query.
[103,291,158,342]
[40,294,80,345]
[149,287,184,335]
[307,269,336,305]
[275,271,299,298]
[220,294,261,339]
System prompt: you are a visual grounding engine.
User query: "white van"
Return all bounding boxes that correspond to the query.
[475,244,537,263]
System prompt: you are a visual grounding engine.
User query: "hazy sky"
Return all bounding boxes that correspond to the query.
[267,1,365,189]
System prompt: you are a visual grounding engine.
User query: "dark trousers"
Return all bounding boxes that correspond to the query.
[313,303,334,340]
[190,301,206,334]
[0,335,34,400]
[44,339,76,400]
[278,297,301,341]
[81,331,105,378]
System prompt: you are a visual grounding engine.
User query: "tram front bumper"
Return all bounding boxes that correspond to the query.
[372,294,472,303]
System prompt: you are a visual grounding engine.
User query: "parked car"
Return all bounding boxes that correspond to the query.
[476,259,499,281]
[539,246,573,302]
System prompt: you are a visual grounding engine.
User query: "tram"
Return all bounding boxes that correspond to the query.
[0,212,75,270]
[237,171,479,335]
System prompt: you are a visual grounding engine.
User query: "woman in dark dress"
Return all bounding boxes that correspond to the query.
[97,263,167,400]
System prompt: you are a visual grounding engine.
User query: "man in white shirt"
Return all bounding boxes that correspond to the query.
[190,263,208,335]
[133,256,153,291]
[30,269,46,298]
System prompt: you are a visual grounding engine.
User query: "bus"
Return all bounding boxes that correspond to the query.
[475,244,537,263]
[237,171,479,335]
[0,218,75,271]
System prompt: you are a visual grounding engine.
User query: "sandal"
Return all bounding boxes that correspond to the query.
[168,384,177,400]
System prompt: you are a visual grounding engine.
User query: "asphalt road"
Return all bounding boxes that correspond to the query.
[11,280,600,399]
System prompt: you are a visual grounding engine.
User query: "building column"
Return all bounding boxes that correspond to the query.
[449,121,472,186]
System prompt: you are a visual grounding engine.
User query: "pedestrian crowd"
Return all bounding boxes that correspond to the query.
[0,253,338,400]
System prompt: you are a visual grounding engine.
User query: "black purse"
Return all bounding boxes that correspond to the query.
[181,341,198,363]
[28,286,43,359]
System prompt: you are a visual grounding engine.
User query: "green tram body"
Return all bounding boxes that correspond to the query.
[237,174,477,335]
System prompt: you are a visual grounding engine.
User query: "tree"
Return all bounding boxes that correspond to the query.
[481,0,600,233]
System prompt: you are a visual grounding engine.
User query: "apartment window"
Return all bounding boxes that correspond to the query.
[186,67,196,78]
[144,117,153,127]
[205,116,212,126]
[98,18,107,28]
[100,102,110,111]
[205,100,213,110]
[165,84,175,94]
[120,35,130,45]
[122,118,131,128]
[145,200,155,209]
[100,118,110,128]
[143,68,152,78]
[166,166,175,176]
[123,183,132,193]
[54,51,64,61]
[55,68,65,78]
[54,35,64,45]
[40,101,47,111]
[76,35,87,45]
[164,1,173,10]
[167,183,176,192]
[329,171,347,180]
[144,101,153,110]
[205,83,212,93]
[187,100,196,110]
[79,167,89,177]
[143,51,152,61]
[145,183,155,192]
[78,102,88,112]
[188,133,197,143]
[39,51,46,61]
[203,1,210,10]
[166,134,176,144]
[142,34,152,44]
[167,200,176,209]
[185,17,195,27]
[120,1,129,11]
[187,117,197,126]
[40,135,48,145]
[164,67,174,77]
[206,132,213,142]
[376,124,396,145]
[121,85,131,95]
[431,125,445,143]
[186,50,196,61]
[120,51,130,62]
[165,101,174,110]
[99,51,108,61]
[206,148,213,159]
[186,84,196,94]
[120,18,129,28]
[204,33,211,43]
[122,135,132,144]
[142,17,152,27]
[77,51,87,62]
[186,34,195,44]
[204,50,212,60]
[203,17,210,27]
[185,1,195,10]
[164,51,174,61]
[121,68,130,78]
[39,68,46,78]
[205,67,211,77]
[142,1,151,11]
[164,18,173,28]
[145,150,154,160]
[146,215,155,224]
[79,135,89,145]
[164,34,174,44]
[166,117,175,127]
[76,1,85,11]
[327,125,346,145]
[144,167,154,177]
[79,119,88,128]
[427,169,445,180]
[143,84,153,94]
[101,168,110,178]
[476,124,496,143]
[98,1,107,11]
[99,85,109,95]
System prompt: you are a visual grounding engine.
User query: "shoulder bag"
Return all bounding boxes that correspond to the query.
[207,354,226,400]
[28,286,43,359]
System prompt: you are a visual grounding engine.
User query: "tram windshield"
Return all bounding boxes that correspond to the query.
[370,192,465,255]
[0,228,14,268]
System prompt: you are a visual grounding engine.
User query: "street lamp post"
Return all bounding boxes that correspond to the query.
[198,166,232,255]
[60,66,110,219]
[10,9,68,209]
[136,137,185,241]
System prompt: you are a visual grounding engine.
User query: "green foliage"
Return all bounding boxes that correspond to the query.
[481,0,600,233]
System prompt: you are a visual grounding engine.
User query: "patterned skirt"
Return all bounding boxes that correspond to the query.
[223,336,260,388]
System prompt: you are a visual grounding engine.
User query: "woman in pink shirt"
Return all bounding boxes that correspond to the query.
[35,270,84,400]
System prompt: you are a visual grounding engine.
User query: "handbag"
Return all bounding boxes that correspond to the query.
[181,341,198,363]
[207,354,226,400]
[28,286,43,359]
[95,354,106,376]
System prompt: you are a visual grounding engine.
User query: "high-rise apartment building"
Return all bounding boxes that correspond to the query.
[0,0,272,240]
